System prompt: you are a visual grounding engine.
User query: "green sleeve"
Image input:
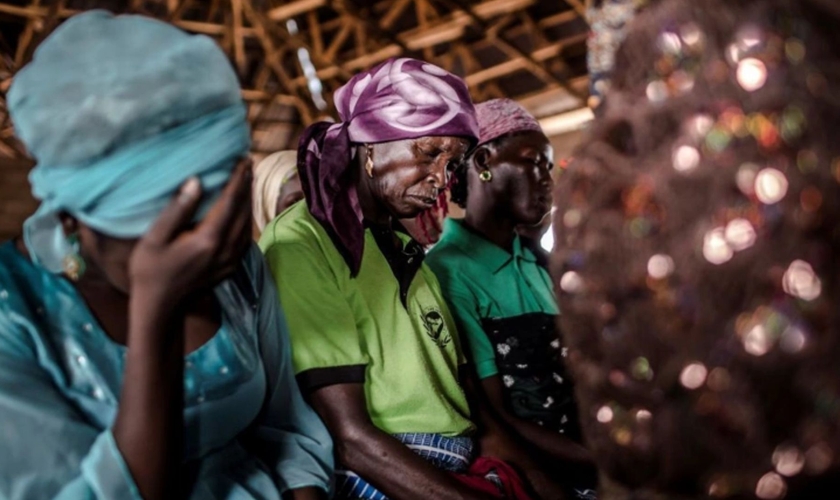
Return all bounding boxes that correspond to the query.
[261,240,369,374]
[437,280,498,380]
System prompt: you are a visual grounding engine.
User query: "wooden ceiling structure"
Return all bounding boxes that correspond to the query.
[0,0,591,160]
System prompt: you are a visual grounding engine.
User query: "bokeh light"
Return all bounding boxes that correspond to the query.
[680,362,708,390]
[703,227,734,265]
[755,168,789,204]
[782,260,822,301]
[737,58,768,92]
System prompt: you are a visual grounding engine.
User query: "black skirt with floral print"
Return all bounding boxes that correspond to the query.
[481,312,582,442]
[482,313,597,499]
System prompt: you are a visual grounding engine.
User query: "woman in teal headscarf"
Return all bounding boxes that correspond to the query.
[0,10,332,500]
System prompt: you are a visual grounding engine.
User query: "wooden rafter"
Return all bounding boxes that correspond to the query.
[230,0,246,75]
[267,0,325,22]
[436,0,586,103]
[380,0,412,29]
[239,0,316,124]
[564,0,587,18]
[0,0,592,158]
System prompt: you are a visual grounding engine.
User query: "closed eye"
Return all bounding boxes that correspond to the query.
[420,148,443,159]
[448,157,465,171]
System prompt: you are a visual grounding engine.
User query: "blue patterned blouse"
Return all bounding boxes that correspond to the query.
[0,242,333,499]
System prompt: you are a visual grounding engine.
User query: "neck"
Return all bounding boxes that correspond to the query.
[76,269,128,304]
[463,199,517,252]
[355,168,392,226]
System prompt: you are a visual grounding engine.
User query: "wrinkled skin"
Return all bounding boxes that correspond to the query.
[356,136,470,223]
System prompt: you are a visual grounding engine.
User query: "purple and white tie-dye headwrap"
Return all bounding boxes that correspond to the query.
[298,57,479,276]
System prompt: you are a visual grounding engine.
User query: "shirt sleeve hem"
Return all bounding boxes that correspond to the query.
[475,358,499,379]
[296,364,366,393]
[80,429,142,500]
[280,481,331,495]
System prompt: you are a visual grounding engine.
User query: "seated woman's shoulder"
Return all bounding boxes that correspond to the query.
[425,240,469,273]
[0,241,47,356]
[258,200,322,249]
[0,240,37,300]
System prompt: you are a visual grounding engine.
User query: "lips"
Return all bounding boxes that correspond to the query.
[408,191,440,207]
[410,195,437,208]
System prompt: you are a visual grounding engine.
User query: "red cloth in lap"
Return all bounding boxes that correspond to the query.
[451,457,535,500]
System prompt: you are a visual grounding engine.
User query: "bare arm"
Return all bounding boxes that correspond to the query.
[283,487,327,500]
[308,383,494,500]
[480,375,593,464]
[460,368,569,500]
[113,161,254,499]
[112,297,186,499]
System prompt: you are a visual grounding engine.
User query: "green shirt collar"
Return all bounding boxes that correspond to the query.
[439,218,536,274]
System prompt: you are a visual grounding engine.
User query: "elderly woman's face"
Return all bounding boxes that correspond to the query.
[367,136,470,218]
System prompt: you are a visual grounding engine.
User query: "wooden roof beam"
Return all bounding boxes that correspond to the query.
[241,89,299,106]
[514,75,590,111]
[290,0,534,87]
[230,0,247,75]
[400,0,533,50]
[564,0,587,18]
[267,0,326,21]
[0,4,258,37]
[465,8,579,52]
[329,0,409,54]
[379,0,412,29]
[439,0,586,102]
[538,10,579,29]
[463,33,586,87]
[239,0,317,124]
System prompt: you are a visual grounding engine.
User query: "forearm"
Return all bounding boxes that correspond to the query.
[282,486,328,500]
[478,421,567,500]
[464,375,566,500]
[113,294,185,500]
[338,426,490,500]
[508,417,593,464]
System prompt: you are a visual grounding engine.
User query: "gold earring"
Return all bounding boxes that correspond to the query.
[63,233,86,281]
[365,146,374,178]
[479,170,493,182]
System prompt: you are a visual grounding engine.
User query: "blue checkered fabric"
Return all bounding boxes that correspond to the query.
[334,433,474,499]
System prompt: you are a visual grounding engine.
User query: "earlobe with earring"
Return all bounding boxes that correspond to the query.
[479,170,493,182]
[365,145,375,178]
[63,233,86,281]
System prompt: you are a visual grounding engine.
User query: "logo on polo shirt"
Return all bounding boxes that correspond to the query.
[422,308,451,348]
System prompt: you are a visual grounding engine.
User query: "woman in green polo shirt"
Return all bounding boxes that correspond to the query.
[426,99,596,499]
[260,60,565,500]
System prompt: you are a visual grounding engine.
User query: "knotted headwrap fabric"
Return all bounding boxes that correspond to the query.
[8,10,250,273]
[474,98,544,148]
[297,57,479,276]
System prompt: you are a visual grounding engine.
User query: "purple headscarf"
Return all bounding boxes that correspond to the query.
[298,58,479,276]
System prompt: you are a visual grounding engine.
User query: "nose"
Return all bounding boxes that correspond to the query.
[428,159,448,190]
[537,166,552,190]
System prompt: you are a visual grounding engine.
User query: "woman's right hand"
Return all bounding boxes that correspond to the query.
[128,159,253,307]
[113,162,252,500]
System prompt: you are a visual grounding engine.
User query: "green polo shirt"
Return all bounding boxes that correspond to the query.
[259,202,474,437]
[426,218,558,380]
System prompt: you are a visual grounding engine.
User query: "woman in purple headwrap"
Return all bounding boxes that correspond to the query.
[260,59,565,500]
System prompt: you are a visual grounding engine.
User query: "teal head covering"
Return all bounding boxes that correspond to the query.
[8,10,250,273]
